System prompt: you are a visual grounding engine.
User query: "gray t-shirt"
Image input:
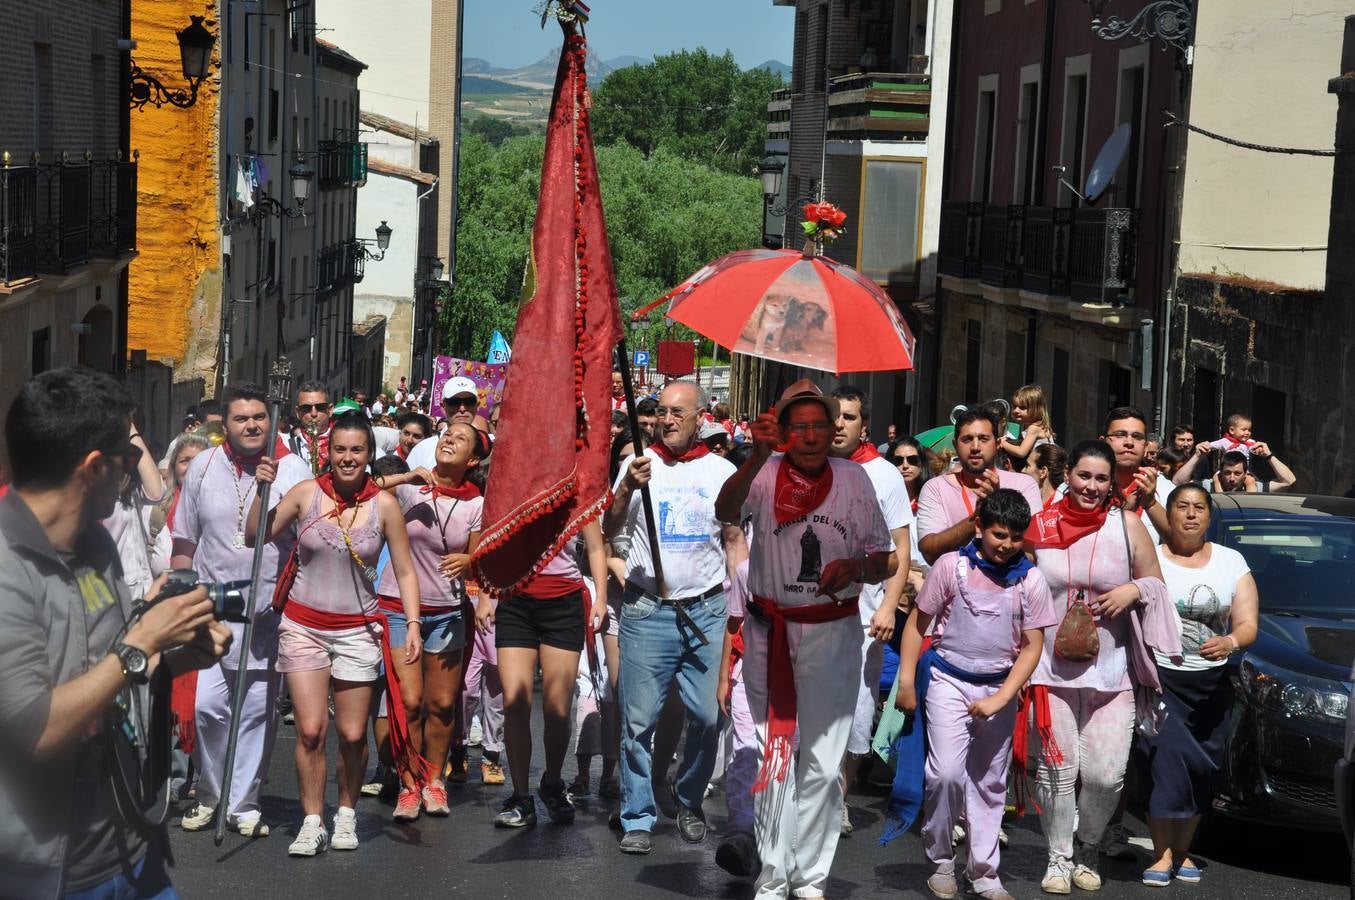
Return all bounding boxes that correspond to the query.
[60,553,149,891]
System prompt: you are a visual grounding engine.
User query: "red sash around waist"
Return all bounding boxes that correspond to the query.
[748,594,859,792]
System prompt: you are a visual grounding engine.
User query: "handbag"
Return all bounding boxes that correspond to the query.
[1054,590,1100,661]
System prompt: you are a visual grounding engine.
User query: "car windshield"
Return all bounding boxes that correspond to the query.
[1222,520,1355,617]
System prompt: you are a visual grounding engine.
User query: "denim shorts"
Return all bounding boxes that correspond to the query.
[385,608,466,655]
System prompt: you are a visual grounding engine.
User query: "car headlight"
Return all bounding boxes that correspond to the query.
[1244,658,1349,724]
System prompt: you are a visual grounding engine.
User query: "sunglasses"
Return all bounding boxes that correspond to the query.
[446,397,477,409]
[297,403,331,414]
[894,454,921,465]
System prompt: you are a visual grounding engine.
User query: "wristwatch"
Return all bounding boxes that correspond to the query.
[113,641,150,684]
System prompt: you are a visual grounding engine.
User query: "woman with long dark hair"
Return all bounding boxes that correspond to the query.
[1023,440,1180,894]
[1024,443,1068,511]
[1139,484,1257,886]
[250,412,423,857]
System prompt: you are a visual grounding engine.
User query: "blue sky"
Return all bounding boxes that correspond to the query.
[464,1,796,68]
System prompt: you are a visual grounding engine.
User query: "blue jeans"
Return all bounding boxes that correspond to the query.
[618,586,727,833]
[64,847,177,899]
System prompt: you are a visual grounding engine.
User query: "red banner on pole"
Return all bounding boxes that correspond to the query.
[656,340,695,377]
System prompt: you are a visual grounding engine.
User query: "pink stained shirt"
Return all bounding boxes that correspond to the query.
[914,470,1045,545]
[376,484,483,609]
[290,484,385,628]
[917,551,1058,674]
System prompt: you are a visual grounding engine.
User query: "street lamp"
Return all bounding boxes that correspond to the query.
[356,221,394,261]
[757,155,817,249]
[254,163,314,218]
[128,15,217,111]
[758,156,784,200]
[1081,0,1192,53]
[430,257,445,281]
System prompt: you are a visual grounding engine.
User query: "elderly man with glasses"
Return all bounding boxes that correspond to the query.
[715,379,897,899]
[606,379,747,855]
[289,380,333,475]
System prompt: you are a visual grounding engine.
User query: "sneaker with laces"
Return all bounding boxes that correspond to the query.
[331,809,359,851]
[952,822,967,844]
[180,803,215,832]
[538,777,576,824]
[468,717,484,746]
[480,760,506,785]
[288,816,328,857]
[840,803,853,837]
[1099,823,1134,861]
[422,781,450,816]
[494,794,537,828]
[393,786,421,821]
[361,763,394,797]
[1041,860,1072,895]
[927,870,958,899]
[1072,840,1102,890]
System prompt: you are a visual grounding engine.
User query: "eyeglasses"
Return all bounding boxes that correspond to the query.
[297,403,331,414]
[653,407,689,420]
[1106,430,1147,442]
[785,422,833,436]
[894,454,921,465]
[446,397,477,409]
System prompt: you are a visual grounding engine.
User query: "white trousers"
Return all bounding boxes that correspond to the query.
[192,663,280,824]
[743,614,862,899]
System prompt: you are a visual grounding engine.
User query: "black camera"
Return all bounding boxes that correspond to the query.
[154,568,251,623]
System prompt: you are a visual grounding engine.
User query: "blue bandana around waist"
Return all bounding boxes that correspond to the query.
[959,539,1034,587]
[879,647,1011,845]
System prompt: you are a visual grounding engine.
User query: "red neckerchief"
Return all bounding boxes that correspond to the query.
[395,442,411,460]
[648,441,711,465]
[849,442,881,464]
[308,430,331,468]
[421,480,481,501]
[315,472,381,516]
[165,487,183,531]
[1221,434,1254,450]
[773,458,833,525]
[910,498,919,514]
[1025,495,1107,550]
[222,436,292,476]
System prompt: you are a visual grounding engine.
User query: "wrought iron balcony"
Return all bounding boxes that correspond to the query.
[826,71,930,140]
[36,160,90,274]
[940,201,1137,303]
[317,140,368,190]
[315,240,365,293]
[90,158,138,258]
[1,162,38,284]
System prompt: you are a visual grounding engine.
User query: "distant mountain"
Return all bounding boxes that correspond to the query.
[463,57,505,75]
[750,59,791,81]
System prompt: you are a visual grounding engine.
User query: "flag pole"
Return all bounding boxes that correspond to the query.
[213,359,291,845]
[615,340,709,646]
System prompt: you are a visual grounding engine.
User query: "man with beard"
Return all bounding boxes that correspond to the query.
[289,381,333,475]
[716,380,895,898]
[828,385,911,837]
[171,382,311,837]
[916,407,1043,565]
[607,380,745,854]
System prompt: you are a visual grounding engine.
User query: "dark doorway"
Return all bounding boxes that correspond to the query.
[1192,367,1220,439]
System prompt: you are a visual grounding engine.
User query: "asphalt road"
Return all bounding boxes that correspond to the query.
[167,701,1351,899]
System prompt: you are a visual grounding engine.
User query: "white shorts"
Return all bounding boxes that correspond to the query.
[277,616,383,682]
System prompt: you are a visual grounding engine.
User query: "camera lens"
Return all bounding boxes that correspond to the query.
[208,581,252,623]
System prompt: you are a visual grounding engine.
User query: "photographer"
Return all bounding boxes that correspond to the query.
[0,368,232,898]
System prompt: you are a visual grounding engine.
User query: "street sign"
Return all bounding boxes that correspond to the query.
[633,350,650,368]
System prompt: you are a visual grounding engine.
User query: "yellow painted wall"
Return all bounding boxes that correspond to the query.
[128,0,221,379]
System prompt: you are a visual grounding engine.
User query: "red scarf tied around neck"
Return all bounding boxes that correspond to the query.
[222,436,293,476]
[1024,495,1107,550]
[773,458,834,525]
[848,442,881,464]
[315,471,382,515]
[421,480,481,501]
[648,440,711,465]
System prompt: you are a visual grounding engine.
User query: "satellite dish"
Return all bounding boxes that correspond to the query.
[1084,123,1132,203]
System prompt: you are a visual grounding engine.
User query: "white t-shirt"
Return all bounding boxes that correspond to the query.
[612,448,737,598]
[1154,542,1251,671]
[743,456,892,609]
[857,454,914,618]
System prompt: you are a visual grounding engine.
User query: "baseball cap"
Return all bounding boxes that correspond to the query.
[698,421,726,441]
[332,398,362,416]
[772,378,839,424]
[441,376,478,401]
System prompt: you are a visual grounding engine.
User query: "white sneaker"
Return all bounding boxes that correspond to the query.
[288,816,327,857]
[840,803,853,836]
[331,809,359,851]
[468,716,484,746]
[952,823,967,844]
[1041,860,1072,894]
[1073,839,1103,889]
[235,817,270,838]
[180,803,215,832]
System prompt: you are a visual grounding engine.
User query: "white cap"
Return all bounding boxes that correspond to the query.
[441,376,477,401]
[698,421,727,441]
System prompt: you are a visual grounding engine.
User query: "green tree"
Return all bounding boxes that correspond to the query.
[439,134,762,360]
[465,115,531,146]
[591,49,784,177]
